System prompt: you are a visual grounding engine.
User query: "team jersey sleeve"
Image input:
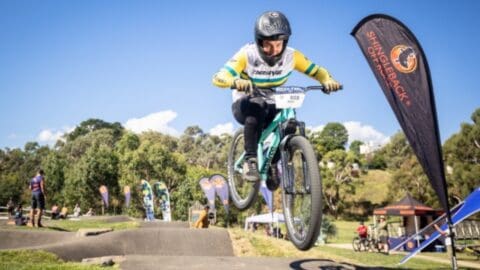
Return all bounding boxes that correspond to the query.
[212,47,247,88]
[293,50,332,84]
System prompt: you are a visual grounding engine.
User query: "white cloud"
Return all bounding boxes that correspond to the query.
[37,126,73,145]
[307,125,325,133]
[343,121,389,147]
[124,110,179,136]
[209,122,235,136]
[308,122,389,147]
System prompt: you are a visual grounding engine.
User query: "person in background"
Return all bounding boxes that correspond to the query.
[377,215,389,253]
[14,205,27,226]
[59,205,68,219]
[85,208,94,216]
[6,197,15,219]
[51,204,59,219]
[29,169,46,227]
[356,221,369,244]
[194,205,210,229]
[73,203,81,217]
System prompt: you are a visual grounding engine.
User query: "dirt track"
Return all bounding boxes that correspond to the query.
[0,217,360,270]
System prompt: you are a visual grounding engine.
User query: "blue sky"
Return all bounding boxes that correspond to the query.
[1,1,478,149]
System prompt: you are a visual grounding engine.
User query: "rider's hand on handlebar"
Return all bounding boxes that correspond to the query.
[233,79,253,93]
[322,77,342,94]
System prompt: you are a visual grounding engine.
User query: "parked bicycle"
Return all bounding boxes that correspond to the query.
[228,85,334,250]
[352,231,381,252]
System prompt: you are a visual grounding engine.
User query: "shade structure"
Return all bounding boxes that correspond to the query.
[374,193,443,216]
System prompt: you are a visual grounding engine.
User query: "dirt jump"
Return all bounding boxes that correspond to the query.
[0,217,360,270]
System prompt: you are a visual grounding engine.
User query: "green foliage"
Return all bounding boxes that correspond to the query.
[171,166,211,221]
[387,155,438,207]
[443,107,480,202]
[366,152,387,170]
[321,149,357,218]
[349,140,363,156]
[320,216,337,242]
[318,122,349,152]
[66,118,124,142]
[377,131,412,170]
[42,151,66,205]
[0,173,23,205]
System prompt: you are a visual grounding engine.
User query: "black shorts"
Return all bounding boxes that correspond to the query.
[31,193,45,210]
[379,235,388,244]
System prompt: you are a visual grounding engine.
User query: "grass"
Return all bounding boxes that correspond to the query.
[44,218,139,232]
[1,218,139,232]
[228,227,470,269]
[328,219,358,244]
[0,250,114,270]
[355,169,392,204]
[422,251,479,262]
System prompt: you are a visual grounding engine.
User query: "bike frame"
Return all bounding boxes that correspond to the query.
[234,107,296,181]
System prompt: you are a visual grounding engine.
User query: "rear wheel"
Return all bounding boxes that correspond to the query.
[227,129,259,210]
[281,136,322,250]
[352,237,362,252]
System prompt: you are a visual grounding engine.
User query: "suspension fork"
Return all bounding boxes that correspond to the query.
[279,120,310,194]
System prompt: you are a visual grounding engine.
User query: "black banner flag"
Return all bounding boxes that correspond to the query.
[351,14,450,213]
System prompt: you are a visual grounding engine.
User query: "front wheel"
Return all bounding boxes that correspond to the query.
[352,237,362,252]
[227,129,260,210]
[281,136,322,250]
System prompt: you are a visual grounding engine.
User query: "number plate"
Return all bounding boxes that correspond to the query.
[274,92,305,108]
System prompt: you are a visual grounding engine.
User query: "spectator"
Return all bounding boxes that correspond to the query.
[6,197,15,218]
[73,203,81,217]
[51,204,60,219]
[14,205,27,226]
[377,215,389,253]
[29,169,46,227]
[59,206,68,219]
[194,205,210,228]
[85,208,94,216]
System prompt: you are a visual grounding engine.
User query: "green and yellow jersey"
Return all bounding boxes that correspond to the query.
[212,43,332,101]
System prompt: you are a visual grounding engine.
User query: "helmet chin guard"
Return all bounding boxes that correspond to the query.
[254,11,291,66]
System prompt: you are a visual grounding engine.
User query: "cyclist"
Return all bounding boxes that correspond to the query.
[212,11,341,183]
[356,221,369,248]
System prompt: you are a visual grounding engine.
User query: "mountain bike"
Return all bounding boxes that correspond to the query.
[228,85,330,250]
[352,232,381,252]
[352,234,369,252]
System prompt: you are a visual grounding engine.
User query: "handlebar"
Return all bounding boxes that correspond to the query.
[245,84,343,98]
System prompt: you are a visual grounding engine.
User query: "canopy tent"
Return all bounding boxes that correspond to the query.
[374,193,443,216]
[373,193,443,249]
[244,212,285,231]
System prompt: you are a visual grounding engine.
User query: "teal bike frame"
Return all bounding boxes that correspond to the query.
[234,107,296,181]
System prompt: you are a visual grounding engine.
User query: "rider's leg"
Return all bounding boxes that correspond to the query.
[232,97,268,181]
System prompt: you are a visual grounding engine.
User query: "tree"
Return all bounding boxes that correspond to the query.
[443,107,480,202]
[349,140,364,156]
[387,155,438,207]
[66,118,124,142]
[377,131,412,170]
[321,149,357,218]
[41,151,67,205]
[63,144,119,211]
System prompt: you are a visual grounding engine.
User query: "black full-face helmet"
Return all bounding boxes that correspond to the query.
[254,11,291,66]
